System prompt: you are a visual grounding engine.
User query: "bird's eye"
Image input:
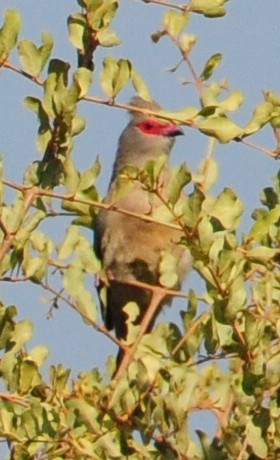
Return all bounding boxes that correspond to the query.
[144,122,153,130]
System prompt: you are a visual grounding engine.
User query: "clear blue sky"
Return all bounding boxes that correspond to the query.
[0,0,279,443]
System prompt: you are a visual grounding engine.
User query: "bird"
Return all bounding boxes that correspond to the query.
[94,96,192,364]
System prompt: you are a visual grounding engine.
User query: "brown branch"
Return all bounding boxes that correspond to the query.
[171,309,210,356]
[39,281,124,350]
[83,94,196,127]
[236,436,248,460]
[115,277,188,299]
[2,60,44,86]
[142,0,190,12]
[0,275,29,282]
[0,188,38,265]
[113,288,167,379]
[215,391,235,438]
[0,392,30,408]
[239,137,278,159]
[1,179,183,231]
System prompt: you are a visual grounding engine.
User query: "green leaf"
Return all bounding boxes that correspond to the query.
[243,101,273,136]
[28,346,49,367]
[181,188,205,228]
[18,360,42,393]
[141,153,167,189]
[67,13,87,52]
[200,53,222,81]
[167,163,192,205]
[226,275,246,321]
[100,56,131,97]
[246,246,278,263]
[159,250,180,288]
[24,96,52,153]
[195,155,219,191]
[0,352,18,392]
[77,0,103,9]
[113,58,131,97]
[247,421,268,458]
[44,59,70,116]
[67,398,101,433]
[88,1,118,30]
[96,28,121,47]
[18,32,53,77]
[58,225,80,260]
[200,84,221,111]
[131,68,152,101]
[197,215,215,252]
[163,11,189,38]
[159,106,199,123]
[16,212,47,247]
[17,40,41,76]
[72,116,86,136]
[249,206,280,242]
[209,188,244,230]
[123,302,140,345]
[10,320,33,352]
[0,305,17,350]
[38,32,53,71]
[72,67,93,98]
[178,33,197,54]
[219,90,244,112]
[0,9,21,61]
[22,255,47,282]
[77,159,101,191]
[76,236,101,274]
[190,0,228,18]
[100,55,118,97]
[50,364,71,393]
[63,262,97,322]
[199,116,243,143]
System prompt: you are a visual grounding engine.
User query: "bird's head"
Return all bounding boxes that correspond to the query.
[115,97,184,172]
[129,95,183,139]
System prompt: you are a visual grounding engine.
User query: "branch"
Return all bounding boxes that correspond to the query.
[113,289,167,380]
[2,60,44,86]
[171,309,210,356]
[1,179,183,231]
[238,137,279,159]
[236,436,248,460]
[112,276,190,300]
[0,392,30,408]
[39,281,124,350]
[141,0,190,11]
[83,94,196,127]
[0,187,38,265]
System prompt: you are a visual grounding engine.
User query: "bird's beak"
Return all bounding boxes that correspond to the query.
[162,123,184,137]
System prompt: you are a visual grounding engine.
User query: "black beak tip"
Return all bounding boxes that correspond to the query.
[170,127,184,137]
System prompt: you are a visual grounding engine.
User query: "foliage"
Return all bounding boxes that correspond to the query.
[0,0,280,459]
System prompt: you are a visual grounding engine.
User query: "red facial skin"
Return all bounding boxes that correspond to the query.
[136,119,183,137]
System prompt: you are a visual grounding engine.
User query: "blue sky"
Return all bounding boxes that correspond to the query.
[0,0,280,444]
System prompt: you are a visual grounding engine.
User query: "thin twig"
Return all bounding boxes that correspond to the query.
[239,138,278,159]
[0,392,30,407]
[39,281,124,350]
[236,436,248,460]
[2,60,44,85]
[171,310,210,356]
[1,179,183,231]
[142,0,190,11]
[113,289,167,379]
[83,94,196,127]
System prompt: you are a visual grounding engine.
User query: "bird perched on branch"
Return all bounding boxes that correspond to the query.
[94,96,192,363]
